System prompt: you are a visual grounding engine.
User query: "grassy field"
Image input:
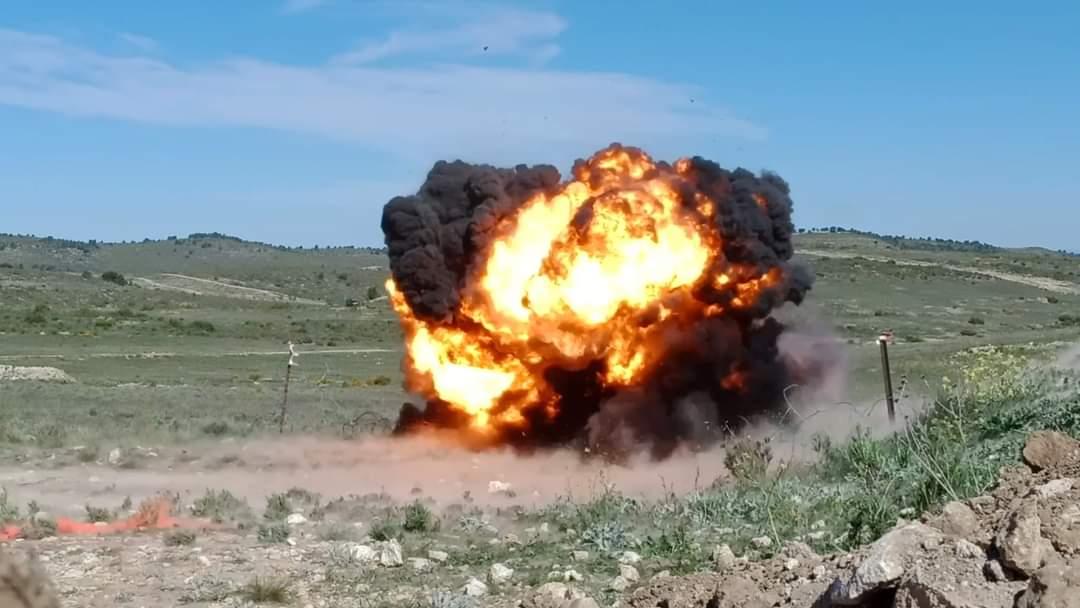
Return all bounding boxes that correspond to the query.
[1,230,1078,453]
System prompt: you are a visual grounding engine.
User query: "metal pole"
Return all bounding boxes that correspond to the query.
[878,337,895,423]
[279,342,298,434]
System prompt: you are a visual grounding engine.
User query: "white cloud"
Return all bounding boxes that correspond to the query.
[0,28,764,163]
[280,0,326,15]
[118,32,159,52]
[332,7,567,65]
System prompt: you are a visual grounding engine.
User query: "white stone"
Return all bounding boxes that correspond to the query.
[428,550,449,563]
[535,581,571,601]
[811,520,826,530]
[286,538,297,546]
[539,523,551,533]
[197,556,211,567]
[286,513,307,525]
[462,577,488,597]
[408,557,432,571]
[107,448,123,465]
[618,564,639,582]
[488,481,513,494]
[489,562,514,584]
[784,558,800,571]
[618,551,642,565]
[346,543,378,563]
[1036,478,1074,498]
[378,539,403,567]
[653,570,671,579]
[563,568,584,582]
[610,576,630,592]
[571,550,589,561]
[812,565,827,580]
[751,536,773,548]
[713,544,737,570]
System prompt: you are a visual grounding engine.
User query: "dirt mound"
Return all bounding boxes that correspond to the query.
[0,366,74,383]
[623,431,1080,608]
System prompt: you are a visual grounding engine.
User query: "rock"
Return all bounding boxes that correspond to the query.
[652,570,671,579]
[618,551,642,565]
[563,569,583,582]
[539,523,551,534]
[378,539,403,567]
[984,559,1008,582]
[196,555,211,567]
[610,576,630,592]
[750,536,773,549]
[1035,479,1074,499]
[783,558,800,571]
[428,550,449,563]
[462,577,487,597]
[107,448,123,465]
[1023,431,1080,472]
[489,562,513,584]
[535,582,571,601]
[619,564,640,582]
[345,543,378,563]
[827,522,943,605]
[712,544,737,571]
[935,501,979,538]
[806,531,827,541]
[571,550,589,562]
[488,481,513,494]
[894,561,1026,608]
[561,599,600,608]
[954,539,983,559]
[996,501,1051,577]
[407,557,432,571]
[1015,556,1080,608]
[286,513,307,525]
[812,565,827,580]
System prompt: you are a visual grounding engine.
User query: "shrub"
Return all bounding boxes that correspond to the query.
[968,316,985,325]
[191,489,250,524]
[85,504,114,523]
[369,519,400,541]
[366,286,379,300]
[101,271,127,286]
[403,501,436,533]
[263,493,292,521]
[23,303,49,324]
[257,522,290,544]
[240,577,292,603]
[164,530,197,546]
[188,320,216,334]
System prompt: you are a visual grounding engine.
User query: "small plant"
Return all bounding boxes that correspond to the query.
[580,520,630,551]
[23,303,49,324]
[960,328,978,336]
[201,421,230,437]
[968,316,985,325]
[369,518,400,541]
[0,488,21,523]
[22,517,58,540]
[188,320,216,334]
[724,437,773,481]
[240,577,292,604]
[85,504,114,523]
[366,285,379,300]
[164,530,197,546]
[191,489,250,524]
[101,271,128,286]
[403,500,436,533]
[257,522,290,544]
[428,590,474,608]
[263,493,292,521]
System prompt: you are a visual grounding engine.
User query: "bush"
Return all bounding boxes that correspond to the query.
[188,320,216,334]
[369,519,400,541]
[101,271,127,286]
[23,303,49,324]
[257,522,290,544]
[366,286,379,300]
[263,494,292,521]
[191,489,251,524]
[968,316,985,325]
[240,577,292,603]
[403,501,436,533]
[164,530,197,546]
[1059,314,1080,327]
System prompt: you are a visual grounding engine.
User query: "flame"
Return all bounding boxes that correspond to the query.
[389,145,786,441]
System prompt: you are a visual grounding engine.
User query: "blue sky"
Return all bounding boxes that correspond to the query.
[1,1,1078,250]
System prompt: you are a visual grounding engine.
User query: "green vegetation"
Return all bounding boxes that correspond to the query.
[239,577,293,604]
[164,530,197,546]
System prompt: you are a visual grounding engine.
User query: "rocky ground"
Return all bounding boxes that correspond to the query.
[2,430,1079,608]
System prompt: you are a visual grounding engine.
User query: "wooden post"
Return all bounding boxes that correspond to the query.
[878,333,895,423]
[279,342,298,433]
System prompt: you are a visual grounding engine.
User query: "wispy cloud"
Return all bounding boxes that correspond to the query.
[0,28,763,162]
[118,32,159,52]
[280,0,326,15]
[333,7,566,65]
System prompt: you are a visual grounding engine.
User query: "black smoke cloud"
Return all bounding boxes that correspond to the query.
[382,144,816,459]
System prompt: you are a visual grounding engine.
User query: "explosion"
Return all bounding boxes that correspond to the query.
[382,144,814,458]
